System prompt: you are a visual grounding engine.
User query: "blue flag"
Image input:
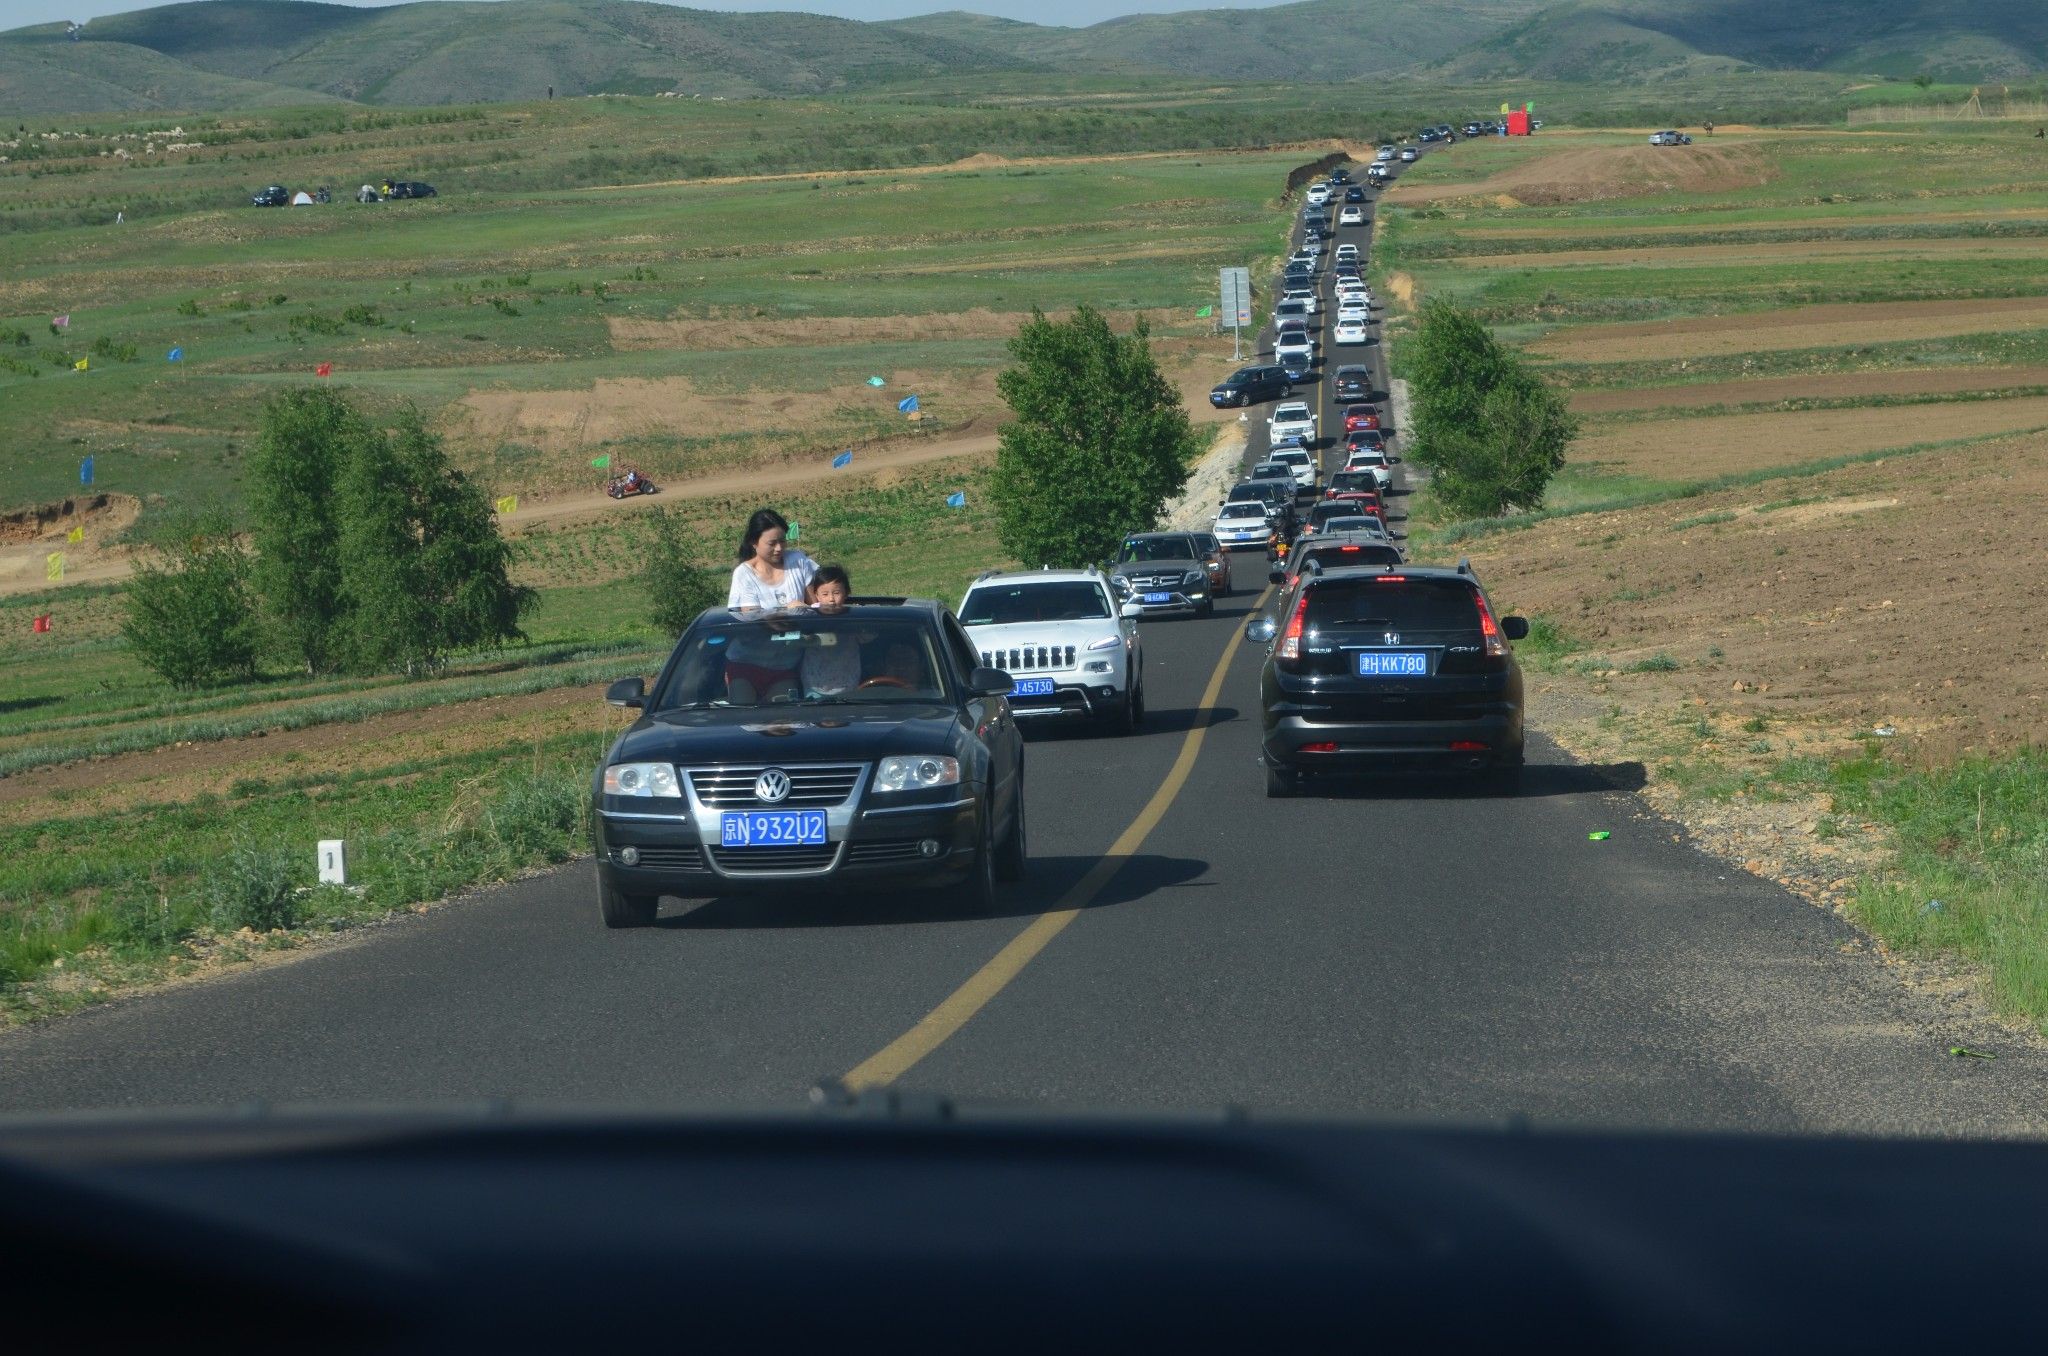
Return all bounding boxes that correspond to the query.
[945,491,966,509]
[79,455,93,486]
[831,449,853,469]
[867,376,886,387]
[166,347,183,362]
[897,394,920,413]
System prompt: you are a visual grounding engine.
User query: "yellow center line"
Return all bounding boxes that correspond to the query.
[842,587,1270,1090]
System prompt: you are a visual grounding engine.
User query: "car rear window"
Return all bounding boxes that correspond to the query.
[1300,544,1402,572]
[1305,578,1481,632]
[960,582,1110,626]
[1330,472,1376,492]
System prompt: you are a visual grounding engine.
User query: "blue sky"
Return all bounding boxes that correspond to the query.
[18,0,1296,30]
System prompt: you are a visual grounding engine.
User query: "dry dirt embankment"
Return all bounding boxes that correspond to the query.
[1386,143,1775,209]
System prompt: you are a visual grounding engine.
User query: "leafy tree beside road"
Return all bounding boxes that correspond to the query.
[121,510,262,689]
[991,305,1200,567]
[1407,299,1577,520]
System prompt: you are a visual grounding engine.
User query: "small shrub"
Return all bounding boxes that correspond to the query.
[121,511,263,688]
[482,775,584,865]
[176,297,204,317]
[268,293,289,306]
[89,336,138,362]
[288,312,348,336]
[638,506,725,638]
[103,882,197,957]
[225,297,253,312]
[487,296,520,316]
[341,303,383,326]
[203,840,299,932]
[1628,653,1681,673]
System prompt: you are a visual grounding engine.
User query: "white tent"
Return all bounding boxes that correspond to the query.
[291,190,314,206]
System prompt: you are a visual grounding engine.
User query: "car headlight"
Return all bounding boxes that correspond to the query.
[1184,571,1205,587]
[1086,635,1123,651]
[604,762,681,798]
[873,755,961,793]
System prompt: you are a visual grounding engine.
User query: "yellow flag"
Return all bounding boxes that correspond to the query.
[46,551,64,581]
[1500,102,1510,114]
[495,494,518,515]
[67,525,84,544]
[73,357,88,371]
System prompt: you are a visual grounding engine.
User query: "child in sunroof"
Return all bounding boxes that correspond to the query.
[801,565,862,697]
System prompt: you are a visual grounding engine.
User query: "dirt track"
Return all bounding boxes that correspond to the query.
[1533,297,2048,363]
[1568,366,2048,414]
[1385,143,1775,208]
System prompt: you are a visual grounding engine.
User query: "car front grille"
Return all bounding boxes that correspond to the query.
[981,644,1077,672]
[708,843,842,874]
[1124,573,1193,591]
[684,763,865,808]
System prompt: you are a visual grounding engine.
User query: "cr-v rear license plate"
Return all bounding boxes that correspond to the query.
[1356,651,1429,677]
[720,810,827,847]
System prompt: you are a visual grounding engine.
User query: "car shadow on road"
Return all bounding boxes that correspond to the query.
[1023,706,1241,740]
[658,852,1212,929]
[1294,760,1648,801]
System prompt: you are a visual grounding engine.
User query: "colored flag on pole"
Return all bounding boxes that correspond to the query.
[590,454,612,470]
[897,394,920,413]
[52,314,69,329]
[315,361,333,377]
[73,357,88,372]
[1500,102,1510,114]
[866,376,886,387]
[67,525,84,544]
[831,449,852,469]
[1196,305,1213,318]
[945,491,966,509]
[167,346,183,362]
[79,455,93,485]
[45,552,64,581]
[494,494,518,515]
[786,521,800,542]
[32,614,52,634]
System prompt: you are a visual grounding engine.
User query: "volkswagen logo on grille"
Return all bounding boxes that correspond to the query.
[754,768,792,804]
[1382,631,1401,645]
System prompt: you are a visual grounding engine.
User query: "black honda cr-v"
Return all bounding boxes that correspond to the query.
[1247,561,1528,795]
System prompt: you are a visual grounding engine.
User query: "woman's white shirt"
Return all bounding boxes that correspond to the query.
[726,550,818,610]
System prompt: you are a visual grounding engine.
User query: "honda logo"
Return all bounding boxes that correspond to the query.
[1382,631,1400,645]
[754,768,791,804]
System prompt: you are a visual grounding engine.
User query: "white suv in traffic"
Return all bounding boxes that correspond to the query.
[1267,400,1318,445]
[958,567,1143,733]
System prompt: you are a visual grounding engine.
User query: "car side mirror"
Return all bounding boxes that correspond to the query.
[967,666,1013,697]
[1121,602,1144,619]
[1502,616,1530,641]
[1245,617,1278,644]
[605,676,646,709]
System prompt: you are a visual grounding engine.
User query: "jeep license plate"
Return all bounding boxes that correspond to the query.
[1010,678,1055,698]
[720,810,827,848]
[1356,651,1429,677]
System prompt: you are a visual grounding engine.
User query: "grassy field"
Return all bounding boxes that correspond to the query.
[0,91,1314,1018]
[1379,122,2048,1032]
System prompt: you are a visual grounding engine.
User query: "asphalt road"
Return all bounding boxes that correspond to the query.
[3,152,2044,1136]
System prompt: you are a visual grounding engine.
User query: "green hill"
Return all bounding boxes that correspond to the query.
[0,22,340,114]
[1440,0,2048,82]
[886,1,1550,82]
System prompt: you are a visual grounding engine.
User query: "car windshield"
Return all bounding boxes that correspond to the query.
[1219,504,1266,522]
[1119,537,1197,562]
[960,582,1110,625]
[652,613,949,708]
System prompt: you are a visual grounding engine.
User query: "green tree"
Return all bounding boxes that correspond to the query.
[991,305,1201,567]
[638,506,725,639]
[247,388,375,674]
[1408,298,1576,518]
[121,510,263,688]
[335,409,533,674]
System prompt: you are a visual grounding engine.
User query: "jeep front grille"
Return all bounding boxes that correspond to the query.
[982,645,1077,672]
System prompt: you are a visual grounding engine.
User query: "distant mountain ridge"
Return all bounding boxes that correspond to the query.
[1,0,2044,117]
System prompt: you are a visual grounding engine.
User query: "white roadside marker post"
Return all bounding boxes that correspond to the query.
[318,839,348,887]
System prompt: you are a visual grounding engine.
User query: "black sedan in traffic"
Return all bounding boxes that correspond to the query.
[591,600,1025,926]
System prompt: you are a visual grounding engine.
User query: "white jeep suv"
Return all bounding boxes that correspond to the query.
[958,567,1143,733]
[1267,400,1318,445]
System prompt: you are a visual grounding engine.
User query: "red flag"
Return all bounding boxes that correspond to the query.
[315,362,333,378]
[32,614,51,634]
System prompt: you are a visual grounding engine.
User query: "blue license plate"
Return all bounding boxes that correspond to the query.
[720,810,827,848]
[1010,677,1055,697]
[1142,592,1173,604]
[1357,651,1429,677]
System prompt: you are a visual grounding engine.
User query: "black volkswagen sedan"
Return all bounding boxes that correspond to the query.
[591,599,1025,927]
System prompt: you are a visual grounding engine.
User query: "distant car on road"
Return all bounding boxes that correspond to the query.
[1213,498,1276,552]
[1333,365,1373,402]
[1333,319,1368,345]
[1304,184,1331,207]
[1343,404,1382,433]
[1266,532,1404,591]
[1111,532,1214,618]
[1209,365,1291,408]
[591,598,1025,925]
[1375,145,1397,162]
[1339,205,1364,226]
[1399,146,1419,162]
[1246,560,1530,796]
[1226,480,1298,539]
[383,181,438,198]
[251,185,290,207]
[1267,445,1318,495]
[1344,185,1367,203]
[1267,400,1318,446]
[1191,531,1235,598]
[1648,131,1692,146]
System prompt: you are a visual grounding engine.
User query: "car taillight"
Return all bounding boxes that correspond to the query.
[1277,589,1311,660]
[1450,740,1490,752]
[1339,545,1361,553]
[1300,742,1338,754]
[1374,575,1407,583]
[1473,590,1508,659]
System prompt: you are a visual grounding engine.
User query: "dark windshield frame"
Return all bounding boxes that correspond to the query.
[650,610,956,712]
